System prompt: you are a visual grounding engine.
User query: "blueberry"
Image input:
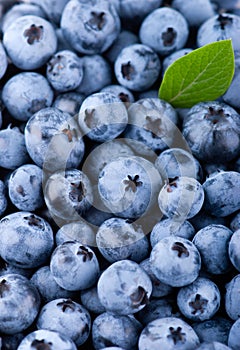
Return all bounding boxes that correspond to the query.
[192,317,233,345]
[225,274,240,321]
[50,241,100,291]
[3,15,57,70]
[182,101,240,163]
[114,43,161,91]
[203,170,240,217]
[139,7,189,56]
[171,0,215,27]
[46,50,83,92]
[80,284,106,314]
[177,277,221,321]
[53,92,85,116]
[78,92,128,142]
[100,84,135,107]
[227,229,240,272]
[0,274,40,334]
[92,312,141,350]
[8,164,44,211]
[230,211,240,231]
[0,42,8,79]
[138,89,159,99]
[193,224,233,274]
[30,0,69,24]
[96,217,149,263]
[98,155,162,219]
[0,256,33,279]
[138,317,200,350]
[36,298,91,346]
[0,125,30,170]
[44,169,93,222]
[0,180,7,217]
[76,54,112,96]
[0,212,54,268]
[124,98,178,156]
[190,208,228,232]
[150,236,201,287]
[197,13,240,52]
[17,329,77,350]
[30,266,77,303]
[228,318,240,350]
[2,72,54,122]
[61,0,121,54]
[150,218,195,247]
[158,176,204,220]
[195,342,232,350]
[162,48,193,74]
[25,107,85,172]
[97,259,152,315]
[55,220,96,248]
[223,67,240,110]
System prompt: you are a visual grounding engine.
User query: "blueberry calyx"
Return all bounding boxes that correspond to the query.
[62,125,77,142]
[166,177,179,193]
[217,14,233,30]
[57,298,76,312]
[130,286,149,307]
[86,11,106,31]
[69,182,86,202]
[47,55,64,76]
[24,214,44,229]
[189,293,208,315]
[31,339,52,350]
[0,279,10,297]
[121,62,135,81]
[167,326,186,345]
[162,27,177,47]
[118,92,130,103]
[171,242,190,258]
[123,175,143,193]
[84,108,97,128]
[77,246,93,262]
[23,24,44,45]
[144,116,162,137]
[204,106,229,124]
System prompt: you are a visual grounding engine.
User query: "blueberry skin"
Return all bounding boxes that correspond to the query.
[1,333,25,350]
[98,156,162,219]
[36,298,91,346]
[0,42,8,79]
[225,274,240,321]
[171,0,215,27]
[182,101,240,163]
[92,312,141,350]
[2,72,54,122]
[228,229,240,271]
[139,7,189,56]
[0,180,7,217]
[8,164,44,211]
[162,48,193,74]
[97,259,152,315]
[0,256,33,279]
[30,0,69,24]
[61,0,121,55]
[138,317,200,350]
[76,54,112,96]
[46,50,83,92]
[96,217,149,263]
[138,89,158,99]
[0,125,30,170]
[30,266,77,303]
[44,169,93,222]
[0,212,54,268]
[25,107,85,171]
[177,277,221,322]
[158,176,204,220]
[78,92,128,142]
[114,43,161,91]
[195,342,232,350]
[3,15,57,70]
[192,317,233,345]
[228,318,240,350]
[223,68,240,110]
[230,211,240,231]
[0,274,40,334]
[53,92,85,116]
[190,209,228,232]
[124,98,178,156]
[17,329,77,350]
[105,29,138,64]
[101,84,135,106]
[197,13,240,51]
[150,236,201,287]
[193,224,233,275]
[80,285,106,314]
[150,218,195,247]
[203,171,240,217]
[50,241,100,291]
[56,220,96,248]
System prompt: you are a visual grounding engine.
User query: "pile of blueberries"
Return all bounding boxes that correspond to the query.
[1,0,240,349]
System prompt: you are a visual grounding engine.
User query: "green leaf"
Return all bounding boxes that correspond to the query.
[159,39,235,108]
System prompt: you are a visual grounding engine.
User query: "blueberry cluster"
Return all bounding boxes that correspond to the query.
[1,0,240,349]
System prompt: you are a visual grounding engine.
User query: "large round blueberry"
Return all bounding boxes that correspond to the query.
[225,274,240,321]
